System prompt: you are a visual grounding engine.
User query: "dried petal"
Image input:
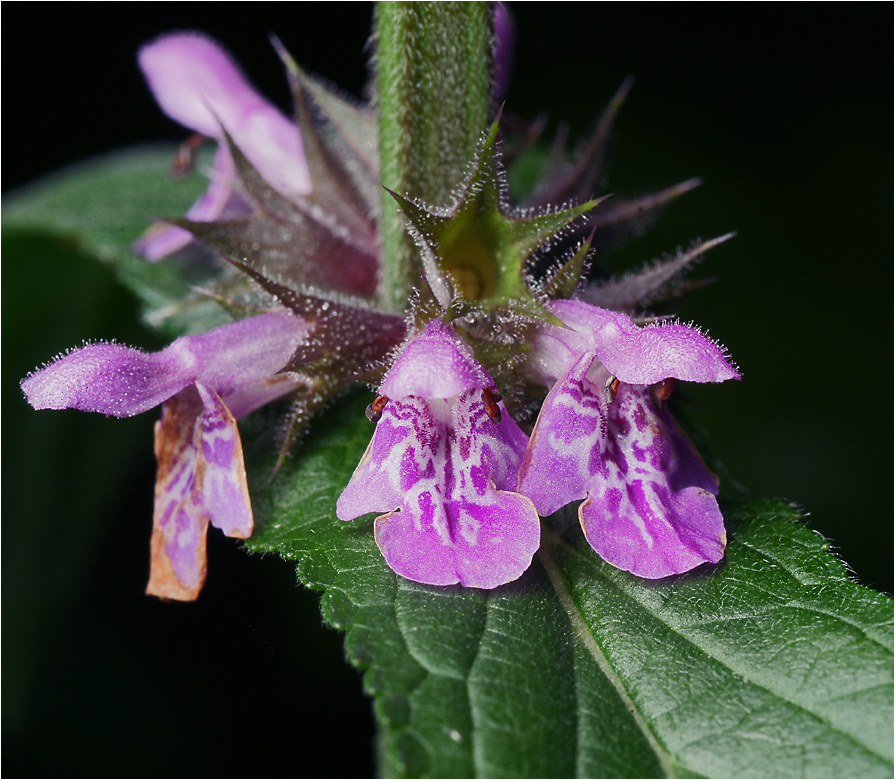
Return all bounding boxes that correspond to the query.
[145,383,254,600]
[146,390,208,600]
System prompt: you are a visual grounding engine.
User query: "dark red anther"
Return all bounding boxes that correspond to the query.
[171,133,208,178]
[482,388,502,423]
[604,376,620,403]
[655,377,677,402]
[366,395,389,423]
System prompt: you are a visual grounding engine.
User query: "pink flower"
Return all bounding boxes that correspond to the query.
[134,33,311,260]
[518,299,739,578]
[337,320,541,589]
[22,312,310,599]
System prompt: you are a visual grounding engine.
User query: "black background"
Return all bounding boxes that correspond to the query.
[3,3,891,776]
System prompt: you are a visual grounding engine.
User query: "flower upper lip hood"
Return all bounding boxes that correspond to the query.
[379,319,494,400]
[22,311,310,420]
[531,299,741,388]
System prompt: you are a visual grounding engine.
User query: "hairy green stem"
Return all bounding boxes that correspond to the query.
[375,1,494,312]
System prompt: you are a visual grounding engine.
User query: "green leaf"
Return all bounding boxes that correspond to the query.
[2,146,232,337]
[247,397,893,778]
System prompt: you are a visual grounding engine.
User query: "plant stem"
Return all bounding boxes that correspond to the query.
[375,1,493,312]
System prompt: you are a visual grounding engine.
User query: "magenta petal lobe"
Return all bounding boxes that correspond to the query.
[517,351,606,517]
[580,384,726,578]
[338,391,540,589]
[581,485,726,579]
[195,384,253,539]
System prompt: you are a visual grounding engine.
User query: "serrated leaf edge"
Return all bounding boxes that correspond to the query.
[541,517,894,774]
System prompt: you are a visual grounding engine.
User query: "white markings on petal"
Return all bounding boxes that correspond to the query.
[518,351,607,517]
[581,384,726,578]
[339,390,540,588]
[196,384,253,539]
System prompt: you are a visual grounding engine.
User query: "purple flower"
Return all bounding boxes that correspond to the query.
[518,299,739,579]
[22,311,310,599]
[134,33,311,260]
[337,320,541,589]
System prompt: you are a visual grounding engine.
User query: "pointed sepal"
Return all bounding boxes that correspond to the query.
[582,233,736,312]
[273,37,379,237]
[390,120,597,322]
[525,76,635,208]
[227,259,407,468]
[173,129,379,298]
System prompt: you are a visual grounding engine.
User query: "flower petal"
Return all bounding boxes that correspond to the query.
[138,32,311,200]
[517,350,606,517]
[183,146,243,222]
[195,384,253,538]
[541,299,740,384]
[181,311,310,414]
[22,311,309,419]
[134,122,254,261]
[580,384,726,578]
[146,390,208,600]
[379,320,494,400]
[338,391,540,588]
[22,343,190,417]
[139,33,260,138]
[133,222,194,262]
[146,384,255,600]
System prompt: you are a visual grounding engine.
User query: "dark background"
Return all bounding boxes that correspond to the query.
[4,3,891,776]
